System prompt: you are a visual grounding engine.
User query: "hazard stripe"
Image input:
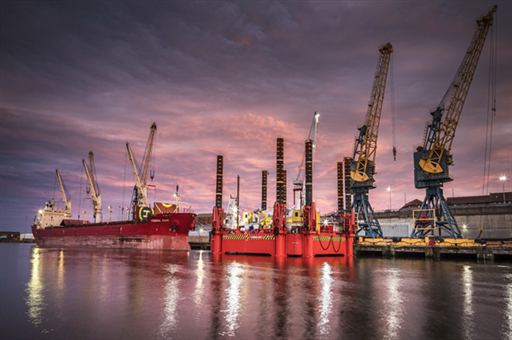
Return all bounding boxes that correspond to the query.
[313,236,346,242]
[221,235,276,240]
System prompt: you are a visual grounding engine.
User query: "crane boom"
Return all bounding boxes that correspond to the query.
[82,152,102,223]
[412,6,496,239]
[56,169,71,217]
[126,142,147,208]
[140,122,157,187]
[348,43,392,238]
[294,112,320,184]
[309,112,319,164]
[293,112,319,209]
[351,42,393,184]
[419,5,497,174]
[127,123,157,214]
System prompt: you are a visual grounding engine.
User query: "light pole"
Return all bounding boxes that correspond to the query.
[499,175,507,204]
[387,187,392,210]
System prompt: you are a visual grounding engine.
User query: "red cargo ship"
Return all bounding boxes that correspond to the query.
[32,206,196,250]
[32,122,197,250]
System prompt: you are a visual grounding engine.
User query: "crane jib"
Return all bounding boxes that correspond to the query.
[420,5,496,174]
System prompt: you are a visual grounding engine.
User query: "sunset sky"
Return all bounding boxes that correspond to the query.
[1,1,511,232]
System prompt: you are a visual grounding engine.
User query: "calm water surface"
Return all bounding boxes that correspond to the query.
[1,243,511,339]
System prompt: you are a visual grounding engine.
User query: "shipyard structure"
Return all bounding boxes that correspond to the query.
[210,138,356,257]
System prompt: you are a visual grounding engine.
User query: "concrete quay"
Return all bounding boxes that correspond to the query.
[354,242,512,261]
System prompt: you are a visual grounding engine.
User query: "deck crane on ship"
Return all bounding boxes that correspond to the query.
[126,122,157,220]
[350,42,393,238]
[293,112,320,211]
[412,5,497,239]
[56,169,72,219]
[82,151,102,223]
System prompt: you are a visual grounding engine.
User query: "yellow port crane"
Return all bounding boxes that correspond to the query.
[412,5,497,238]
[350,42,393,238]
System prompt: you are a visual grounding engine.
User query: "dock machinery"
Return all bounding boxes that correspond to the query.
[82,151,102,223]
[350,43,393,238]
[126,122,157,219]
[56,169,72,219]
[412,6,497,238]
[293,112,320,210]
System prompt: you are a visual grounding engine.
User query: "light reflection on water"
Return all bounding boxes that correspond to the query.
[160,264,182,337]
[57,250,65,293]
[26,248,44,326]
[3,246,511,340]
[317,262,334,336]
[505,273,512,339]
[194,251,205,307]
[462,265,474,339]
[222,262,245,337]
[383,268,403,340]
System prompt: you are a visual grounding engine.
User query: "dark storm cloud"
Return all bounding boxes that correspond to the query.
[1,1,510,231]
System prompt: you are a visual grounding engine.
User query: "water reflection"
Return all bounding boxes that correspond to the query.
[383,268,403,340]
[505,273,512,339]
[11,247,512,340]
[26,248,44,326]
[57,250,65,292]
[159,264,182,337]
[462,265,474,339]
[222,262,245,337]
[194,251,205,307]
[318,262,334,336]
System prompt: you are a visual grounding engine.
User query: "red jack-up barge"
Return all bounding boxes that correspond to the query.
[211,138,355,257]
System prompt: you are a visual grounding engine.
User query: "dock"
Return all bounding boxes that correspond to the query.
[354,238,512,261]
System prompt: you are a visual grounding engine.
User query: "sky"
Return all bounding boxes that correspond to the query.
[1,1,511,232]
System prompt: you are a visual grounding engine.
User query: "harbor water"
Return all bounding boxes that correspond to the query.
[1,243,511,339]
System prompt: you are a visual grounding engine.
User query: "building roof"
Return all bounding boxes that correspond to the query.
[447,192,511,206]
[399,199,423,211]
[396,192,511,211]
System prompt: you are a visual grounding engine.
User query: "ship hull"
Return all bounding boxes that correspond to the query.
[32,213,196,250]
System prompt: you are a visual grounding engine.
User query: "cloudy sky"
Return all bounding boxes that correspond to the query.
[1,1,511,232]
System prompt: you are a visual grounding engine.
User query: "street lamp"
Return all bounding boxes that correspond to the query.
[387,187,392,210]
[499,175,507,204]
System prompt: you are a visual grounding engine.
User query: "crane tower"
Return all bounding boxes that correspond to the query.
[412,6,497,238]
[350,42,393,238]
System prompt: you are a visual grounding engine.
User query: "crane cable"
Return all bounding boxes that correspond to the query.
[122,149,127,214]
[78,165,83,220]
[481,11,498,196]
[152,132,157,202]
[390,53,397,161]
